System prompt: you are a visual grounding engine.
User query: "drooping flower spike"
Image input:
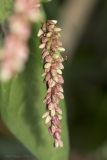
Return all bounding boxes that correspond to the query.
[0,0,41,81]
[38,20,65,148]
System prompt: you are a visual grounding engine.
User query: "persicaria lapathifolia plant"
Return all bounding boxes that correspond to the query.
[0,0,41,81]
[38,20,65,148]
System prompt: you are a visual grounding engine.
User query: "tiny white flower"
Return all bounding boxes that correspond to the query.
[37,29,43,37]
[51,20,58,24]
[39,43,45,49]
[42,112,49,118]
[58,47,65,52]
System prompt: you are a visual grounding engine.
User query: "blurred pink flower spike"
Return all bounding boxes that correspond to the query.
[0,0,41,82]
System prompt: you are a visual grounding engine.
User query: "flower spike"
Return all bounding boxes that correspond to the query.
[39,20,65,148]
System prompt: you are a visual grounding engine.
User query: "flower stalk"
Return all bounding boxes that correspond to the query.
[38,20,65,148]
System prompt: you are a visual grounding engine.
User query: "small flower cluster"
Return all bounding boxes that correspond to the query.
[0,0,40,81]
[38,20,65,148]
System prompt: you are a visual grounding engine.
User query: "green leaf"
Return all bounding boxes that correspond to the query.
[0,0,13,22]
[41,0,50,3]
[0,24,69,160]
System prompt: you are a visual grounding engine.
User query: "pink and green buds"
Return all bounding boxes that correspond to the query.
[38,20,65,148]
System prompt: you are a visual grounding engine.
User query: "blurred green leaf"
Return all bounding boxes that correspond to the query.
[0,24,69,160]
[41,0,50,2]
[0,0,13,22]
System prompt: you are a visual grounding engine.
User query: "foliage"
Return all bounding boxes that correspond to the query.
[0,0,13,22]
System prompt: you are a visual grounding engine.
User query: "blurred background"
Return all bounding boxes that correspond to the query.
[1,0,107,159]
[45,0,107,159]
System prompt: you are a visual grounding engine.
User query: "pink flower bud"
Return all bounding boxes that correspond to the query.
[42,51,49,59]
[58,75,64,84]
[47,98,51,104]
[57,92,64,100]
[56,84,64,92]
[48,102,54,110]
[58,63,64,70]
[52,116,60,126]
[44,63,51,69]
[45,55,53,63]
[56,107,62,115]
[45,73,51,82]
[48,79,56,88]
[51,69,57,76]
[54,131,61,140]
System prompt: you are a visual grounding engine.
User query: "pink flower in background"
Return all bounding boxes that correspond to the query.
[14,0,40,21]
[0,0,40,81]
[1,35,29,80]
[5,35,29,62]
